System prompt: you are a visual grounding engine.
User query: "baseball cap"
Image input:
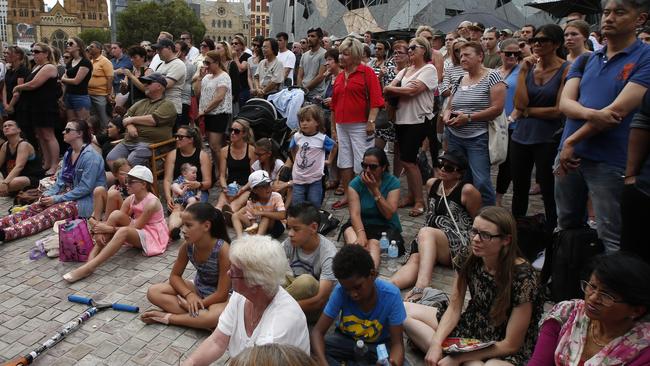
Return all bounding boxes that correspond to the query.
[248,170,272,188]
[139,72,168,87]
[127,165,154,183]
[432,29,446,39]
[438,150,468,171]
[152,38,175,50]
[469,22,486,32]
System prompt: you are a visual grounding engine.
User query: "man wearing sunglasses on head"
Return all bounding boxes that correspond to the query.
[106,73,175,169]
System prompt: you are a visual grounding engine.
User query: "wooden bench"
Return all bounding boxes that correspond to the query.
[110,138,176,195]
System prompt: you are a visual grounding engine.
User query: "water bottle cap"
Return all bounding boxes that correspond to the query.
[356,339,364,348]
[381,232,387,235]
[391,240,396,244]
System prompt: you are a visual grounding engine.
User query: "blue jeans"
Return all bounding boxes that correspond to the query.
[445,130,495,206]
[554,156,623,252]
[292,180,323,208]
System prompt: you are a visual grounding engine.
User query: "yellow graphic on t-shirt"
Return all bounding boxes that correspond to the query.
[338,314,383,342]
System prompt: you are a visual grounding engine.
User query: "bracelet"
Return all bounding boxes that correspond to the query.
[183,290,192,297]
[356,228,365,233]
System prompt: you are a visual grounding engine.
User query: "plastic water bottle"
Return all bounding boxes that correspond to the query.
[354,339,368,362]
[379,232,389,257]
[376,343,390,366]
[387,240,399,272]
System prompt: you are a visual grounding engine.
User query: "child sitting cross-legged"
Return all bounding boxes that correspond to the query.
[231,170,286,239]
[311,244,407,366]
[171,163,200,207]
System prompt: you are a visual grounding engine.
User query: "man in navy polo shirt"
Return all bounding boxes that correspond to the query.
[556,0,650,252]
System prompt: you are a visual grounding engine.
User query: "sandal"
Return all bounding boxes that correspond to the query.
[331,200,348,210]
[409,207,425,217]
[405,287,425,303]
[334,185,345,196]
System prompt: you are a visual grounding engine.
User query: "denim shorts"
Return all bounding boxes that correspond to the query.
[64,93,91,110]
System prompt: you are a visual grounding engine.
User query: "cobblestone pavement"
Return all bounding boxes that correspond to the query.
[0,166,544,365]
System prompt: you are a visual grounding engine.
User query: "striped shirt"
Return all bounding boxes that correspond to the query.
[449,69,504,138]
[440,63,466,95]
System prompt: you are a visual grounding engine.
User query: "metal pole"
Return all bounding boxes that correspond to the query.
[110,0,116,42]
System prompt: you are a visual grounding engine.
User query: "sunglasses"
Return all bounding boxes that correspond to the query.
[408,45,422,51]
[519,42,527,48]
[66,42,75,47]
[528,37,552,45]
[174,134,191,140]
[230,128,242,135]
[203,60,212,65]
[361,162,380,170]
[63,55,71,59]
[437,159,461,173]
[63,127,79,134]
[503,51,521,58]
[32,49,43,54]
[200,44,208,48]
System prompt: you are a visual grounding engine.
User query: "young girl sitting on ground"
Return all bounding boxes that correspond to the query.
[63,165,170,283]
[90,158,131,225]
[171,163,200,207]
[231,170,286,239]
[142,203,231,329]
[290,105,336,208]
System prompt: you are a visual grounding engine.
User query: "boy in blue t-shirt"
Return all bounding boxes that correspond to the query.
[311,244,406,366]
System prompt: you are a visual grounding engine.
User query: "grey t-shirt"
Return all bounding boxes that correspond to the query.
[299,47,327,99]
[155,57,186,114]
[283,235,337,282]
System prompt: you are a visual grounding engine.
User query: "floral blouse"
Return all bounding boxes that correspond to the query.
[541,300,650,365]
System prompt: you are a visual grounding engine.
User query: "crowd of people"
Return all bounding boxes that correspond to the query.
[1,0,650,365]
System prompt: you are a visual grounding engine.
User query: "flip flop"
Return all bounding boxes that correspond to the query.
[331,200,348,210]
[409,207,425,217]
[334,186,345,196]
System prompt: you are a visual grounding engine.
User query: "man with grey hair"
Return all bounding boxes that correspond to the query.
[183,235,309,365]
[556,0,650,252]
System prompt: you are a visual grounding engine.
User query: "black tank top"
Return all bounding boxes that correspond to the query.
[426,179,466,226]
[0,140,45,178]
[227,144,251,185]
[173,147,203,183]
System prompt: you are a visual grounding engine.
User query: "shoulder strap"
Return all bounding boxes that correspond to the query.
[453,75,464,92]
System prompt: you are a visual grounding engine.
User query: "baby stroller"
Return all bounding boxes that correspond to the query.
[235,98,291,158]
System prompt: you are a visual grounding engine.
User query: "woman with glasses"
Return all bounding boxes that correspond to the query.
[405,206,542,365]
[197,50,232,178]
[2,46,29,120]
[215,119,256,214]
[384,37,438,218]
[13,43,60,176]
[216,41,241,113]
[118,45,152,108]
[368,40,395,87]
[494,39,523,207]
[391,150,481,302]
[164,125,213,240]
[564,20,591,63]
[61,37,92,122]
[231,35,251,106]
[529,252,650,365]
[341,147,402,269]
[510,24,569,232]
[0,120,105,243]
[247,35,265,95]
[64,165,168,283]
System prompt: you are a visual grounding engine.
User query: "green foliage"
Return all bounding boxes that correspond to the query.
[116,0,206,46]
[77,28,111,45]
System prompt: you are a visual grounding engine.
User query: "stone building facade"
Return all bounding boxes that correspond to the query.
[191,0,249,44]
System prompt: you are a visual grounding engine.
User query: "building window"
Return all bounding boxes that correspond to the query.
[256,5,260,11]
[228,20,232,28]
[212,19,215,27]
[256,16,260,23]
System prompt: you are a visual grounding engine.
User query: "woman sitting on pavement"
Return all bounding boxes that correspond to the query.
[215,119,256,214]
[391,150,481,302]
[528,252,650,365]
[164,126,212,240]
[0,120,45,196]
[182,235,309,365]
[405,206,542,366]
[63,165,169,283]
[342,147,403,269]
[0,120,105,242]
[142,203,231,329]
[90,158,131,226]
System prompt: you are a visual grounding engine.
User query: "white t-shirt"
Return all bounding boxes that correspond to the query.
[187,46,200,63]
[395,64,438,125]
[155,58,187,114]
[216,287,309,357]
[149,54,162,73]
[277,50,296,84]
[199,72,233,115]
[252,158,285,180]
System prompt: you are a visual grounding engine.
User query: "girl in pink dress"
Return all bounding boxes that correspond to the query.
[63,165,170,283]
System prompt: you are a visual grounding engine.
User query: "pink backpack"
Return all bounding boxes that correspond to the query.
[58,219,94,262]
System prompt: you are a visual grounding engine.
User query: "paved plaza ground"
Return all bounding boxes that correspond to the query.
[0,167,544,365]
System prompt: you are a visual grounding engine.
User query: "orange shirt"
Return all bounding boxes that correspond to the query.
[88,55,113,96]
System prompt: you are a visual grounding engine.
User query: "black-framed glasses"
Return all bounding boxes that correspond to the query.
[503,51,521,58]
[528,36,552,45]
[63,127,79,134]
[66,42,75,47]
[63,55,71,59]
[361,162,380,170]
[580,280,625,307]
[32,49,43,54]
[468,228,503,241]
[174,134,191,140]
[230,128,242,135]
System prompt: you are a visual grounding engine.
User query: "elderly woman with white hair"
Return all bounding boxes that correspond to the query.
[182,235,309,366]
[330,37,385,210]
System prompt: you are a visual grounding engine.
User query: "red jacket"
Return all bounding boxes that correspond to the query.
[331,63,384,124]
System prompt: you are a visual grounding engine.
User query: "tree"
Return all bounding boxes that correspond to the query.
[77,28,111,45]
[116,0,206,47]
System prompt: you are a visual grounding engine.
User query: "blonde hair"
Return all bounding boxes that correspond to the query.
[111,158,131,176]
[229,235,288,296]
[230,344,317,366]
[415,25,434,38]
[218,41,233,61]
[33,42,56,65]
[338,37,364,64]
[410,36,433,62]
[231,119,255,144]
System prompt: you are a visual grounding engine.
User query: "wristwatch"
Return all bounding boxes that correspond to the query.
[368,120,375,124]
[467,114,472,123]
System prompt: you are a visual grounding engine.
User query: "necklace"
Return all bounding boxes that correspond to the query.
[589,321,608,348]
[246,302,264,329]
